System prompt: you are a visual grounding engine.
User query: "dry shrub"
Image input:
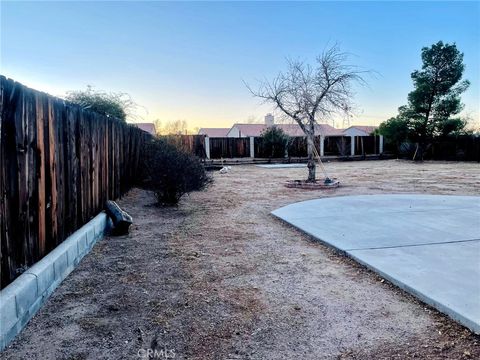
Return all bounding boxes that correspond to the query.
[138,138,211,205]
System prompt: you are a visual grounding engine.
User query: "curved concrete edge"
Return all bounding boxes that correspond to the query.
[273,212,480,334]
[271,212,349,256]
[271,195,480,335]
[0,212,111,351]
[347,251,480,334]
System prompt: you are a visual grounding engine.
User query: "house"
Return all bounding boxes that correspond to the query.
[340,125,383,156]
[199,114,345,138]
[197,114,383,158]
[225,114,344,138]
[226,124,267,137]
[276,123,344,137]
[342,125,377,137]
[131,122,157,136]
[226,122,343,138]
[197,128,230,138]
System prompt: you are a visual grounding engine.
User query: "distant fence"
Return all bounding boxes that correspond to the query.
[354,135,381,156]
[209,137,250,158]
[0,76,150,288]
[164,134,383,159]
[325,136,353,156]
[428,136,480,161]
[205,135,379,159]
[172,133,478,161]
[385,136,480,161]
[255,136,322,157]
[161,134,206,158]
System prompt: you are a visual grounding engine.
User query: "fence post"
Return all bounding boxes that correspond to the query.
[249,137,255,158]
[379,135,384,154]
[320,136,325,157]
[205,136,210,159]
[350,136,355,156]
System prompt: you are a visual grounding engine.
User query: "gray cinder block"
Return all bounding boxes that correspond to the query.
[11,274,38,321]
[0,212,108,351]
[0,284,19,343]
[25,259,54,296]
[76,231,88,256]
[52,251,69,282]
[64,236,79,267]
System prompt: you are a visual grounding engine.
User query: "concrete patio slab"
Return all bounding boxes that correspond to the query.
[349,240,480,334]
[272,194,480,333]
[273,195,480,250]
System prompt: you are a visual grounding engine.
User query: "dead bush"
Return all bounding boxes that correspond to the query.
[138,138,211,205]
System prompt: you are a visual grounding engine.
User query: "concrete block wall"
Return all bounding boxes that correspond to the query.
[0,212,109,350]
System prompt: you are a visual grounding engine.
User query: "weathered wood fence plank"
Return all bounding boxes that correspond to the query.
[0,76,150,288]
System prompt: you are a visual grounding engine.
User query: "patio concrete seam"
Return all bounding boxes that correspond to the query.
[345,238,480,251]
[0,212,109,351]
[346,249,480,334]
[274,205,479,220]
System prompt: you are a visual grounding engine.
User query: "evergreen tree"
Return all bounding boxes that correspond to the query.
[379,41,469,159]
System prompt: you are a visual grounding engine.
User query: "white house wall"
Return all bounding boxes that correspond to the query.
[226,126,242,138]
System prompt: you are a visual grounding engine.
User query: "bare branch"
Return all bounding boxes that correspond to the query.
[244,45,368,181]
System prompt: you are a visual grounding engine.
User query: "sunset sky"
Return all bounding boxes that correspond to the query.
[1,1,479,131]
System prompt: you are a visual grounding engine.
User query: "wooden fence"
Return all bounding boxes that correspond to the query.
[0,76,150,288]
[161,134,206,158]
[254,136,318,157]
[170,135,381,159]
[428,136,479,161]
[209,137,250,158]
[387,135,480,161]
[255,136,355,158]
[354,136,381,156]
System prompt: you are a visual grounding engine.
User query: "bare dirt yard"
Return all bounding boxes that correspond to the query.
[3,160,480,360]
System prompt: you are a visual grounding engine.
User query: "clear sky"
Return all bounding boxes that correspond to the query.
[1,1,479,130]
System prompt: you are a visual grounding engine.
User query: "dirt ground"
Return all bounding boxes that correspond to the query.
[2,160,480,360]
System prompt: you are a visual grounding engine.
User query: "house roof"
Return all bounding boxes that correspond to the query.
[131,122,156,135]
[280,124,344,137]
[343,125,378,135]
[230,123,344,137]
[230,124,267,137]
[198,128,230,137]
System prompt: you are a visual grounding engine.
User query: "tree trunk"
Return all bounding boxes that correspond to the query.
[413,142,425,161]
[306,128,316,182]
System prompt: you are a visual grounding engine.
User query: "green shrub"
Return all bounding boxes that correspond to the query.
[65,86,137,122]
[138,138,211,205]
[260,126,289,158]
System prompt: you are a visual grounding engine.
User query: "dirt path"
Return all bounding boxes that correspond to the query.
[3,160,480,359]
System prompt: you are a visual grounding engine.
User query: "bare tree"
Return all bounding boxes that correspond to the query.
[157,119,190,135]
[247,46,365,182]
